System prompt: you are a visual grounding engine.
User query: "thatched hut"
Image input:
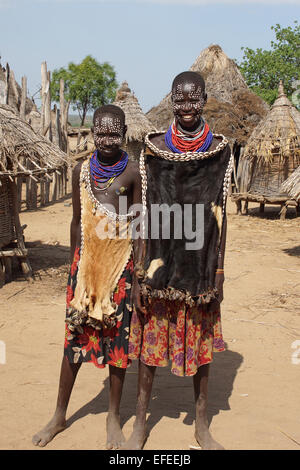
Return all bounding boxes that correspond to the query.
[231,82,300,218]
[114,81,156,160]
[146,45,268,157]
[0,104,69,285]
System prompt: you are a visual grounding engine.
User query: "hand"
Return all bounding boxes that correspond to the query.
[215,271,224,304]
[131,277,147,325]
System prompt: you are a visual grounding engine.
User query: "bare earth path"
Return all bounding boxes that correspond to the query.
[0,197,299,450]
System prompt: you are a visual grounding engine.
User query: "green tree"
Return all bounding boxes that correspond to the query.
[51,55,118,127]
[239,22,300,106]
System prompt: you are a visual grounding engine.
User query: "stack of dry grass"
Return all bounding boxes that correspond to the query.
[231,82,300,218]
[146,45,268,149]
[114,81,156,160]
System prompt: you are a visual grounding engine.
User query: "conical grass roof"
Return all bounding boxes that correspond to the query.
[190,44,248,103]
[146,44,268,146]
[114,81,155,143]
[241,82,300,163]
[237,82,300,196]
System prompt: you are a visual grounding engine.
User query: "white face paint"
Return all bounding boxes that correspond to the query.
[93,114,123,152]
[171,82,205,119]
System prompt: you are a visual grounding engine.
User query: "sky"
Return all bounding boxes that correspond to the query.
[0,0,299,114]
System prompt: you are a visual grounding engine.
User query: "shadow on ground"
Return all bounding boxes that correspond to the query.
[20,194,72,213]
[5,240,70,285]
[66,345,243,445]
[237,205,298,220]
[282,245,300,258]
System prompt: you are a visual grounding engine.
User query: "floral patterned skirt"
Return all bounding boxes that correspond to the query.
[64,247,133,369]
[128,298,225,377]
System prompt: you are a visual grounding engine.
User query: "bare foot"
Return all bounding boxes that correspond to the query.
[32,415,66,447]
[121,422,146,450]
[106,412,125,450]
[195,418,224,450]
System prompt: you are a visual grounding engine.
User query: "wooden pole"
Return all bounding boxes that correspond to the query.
[40,62,46,134]
[9,70,20,112]
[40,179,45,206]
[45,179,50,204]
[55,105,62,148]
[51,172,58,202]
[59,79,65,152]
[9,179,33,281]
[46,70,52,142]
[20,75,27,120]
[25,177,30,210]
[65,101,70,155]
[17,177,23,212]
[40,62,52,141]
[5,63,10,105]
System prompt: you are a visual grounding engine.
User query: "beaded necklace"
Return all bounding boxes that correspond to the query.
[90,150,129,191]
[165,118,213,153]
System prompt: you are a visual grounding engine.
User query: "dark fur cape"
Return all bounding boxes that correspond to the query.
[141,133,231,306]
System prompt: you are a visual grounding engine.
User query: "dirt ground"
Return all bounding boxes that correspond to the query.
[0,197,299,450]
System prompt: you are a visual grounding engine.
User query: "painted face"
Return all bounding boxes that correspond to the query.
[93,114,124,157]
[171,82,206,129]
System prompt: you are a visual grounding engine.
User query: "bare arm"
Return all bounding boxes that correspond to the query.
[131,162,144,267]
[131,161,147,319]
[70,162,82,264]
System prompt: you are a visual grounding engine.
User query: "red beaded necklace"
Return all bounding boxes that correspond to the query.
[171,120,210,153]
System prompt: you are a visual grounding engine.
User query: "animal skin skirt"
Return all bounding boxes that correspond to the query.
[128,297,225,377]
[64,247,133,369]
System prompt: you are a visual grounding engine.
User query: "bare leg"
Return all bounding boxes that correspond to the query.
[32,355,81,447]
[122,361,156,450]
[106,365,126,449]
[193,364,224,450]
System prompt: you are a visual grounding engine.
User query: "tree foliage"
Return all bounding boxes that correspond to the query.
[239,22,300,106]
[51,55,118,126]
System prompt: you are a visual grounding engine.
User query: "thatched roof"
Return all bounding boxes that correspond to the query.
[280,166,300,201]
[190,44,248,103]
[241,82,300,163]
[146,45,268,146]
[0,104,69,178]
[237,82,300,196]
[114,81,156,143]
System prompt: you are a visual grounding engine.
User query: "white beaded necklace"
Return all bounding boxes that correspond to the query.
[139,132,234,239]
